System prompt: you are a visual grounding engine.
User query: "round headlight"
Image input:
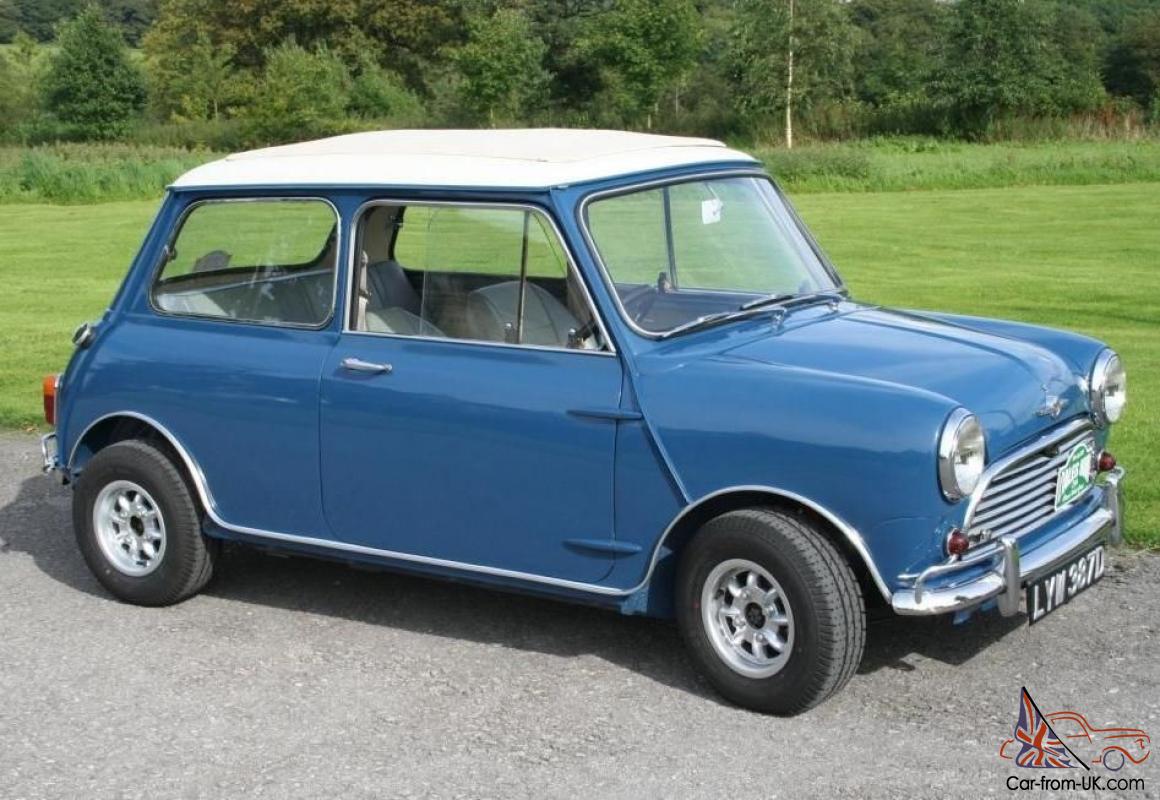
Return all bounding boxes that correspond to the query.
[938,409,986,501]
[1089,350,1126,426]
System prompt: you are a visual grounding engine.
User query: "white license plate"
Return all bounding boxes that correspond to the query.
[1026,545,1105,625]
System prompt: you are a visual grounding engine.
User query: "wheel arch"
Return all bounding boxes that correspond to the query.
[655,486,892,606]
[68,412,214,516]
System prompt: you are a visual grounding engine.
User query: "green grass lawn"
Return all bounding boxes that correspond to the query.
[1,183,1156,545]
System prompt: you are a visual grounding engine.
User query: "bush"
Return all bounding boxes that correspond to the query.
[761,146,873,187]
[348,59,425,123]
[241,42,351,145]
[40,6,147,140]
[0,143,216,202]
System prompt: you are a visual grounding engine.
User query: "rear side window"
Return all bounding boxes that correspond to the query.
[152,199,338,327]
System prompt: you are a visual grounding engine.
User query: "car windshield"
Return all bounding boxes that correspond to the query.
[585,175,840,335]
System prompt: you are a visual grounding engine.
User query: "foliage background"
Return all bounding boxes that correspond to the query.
[2,0,1160,146]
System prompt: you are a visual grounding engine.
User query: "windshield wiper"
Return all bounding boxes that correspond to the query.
[658,290,846,340]
[739,289,844,312]
[656,307,773,340]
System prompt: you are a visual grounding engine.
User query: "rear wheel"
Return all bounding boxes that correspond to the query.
[677,508,866,715]
[73,439,217,606]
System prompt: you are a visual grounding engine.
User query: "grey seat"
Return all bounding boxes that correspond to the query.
[366,259,421,315]
[466,281,581,347]
[365,307,444,337]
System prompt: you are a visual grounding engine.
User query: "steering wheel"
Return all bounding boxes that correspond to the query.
[618,272,670,323]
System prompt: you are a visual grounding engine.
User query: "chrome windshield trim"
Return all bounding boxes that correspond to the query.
[576,169,847,341]
[66,412,889,601]
[343,198,616,356]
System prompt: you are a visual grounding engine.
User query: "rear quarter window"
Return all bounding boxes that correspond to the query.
[152,199,338,327]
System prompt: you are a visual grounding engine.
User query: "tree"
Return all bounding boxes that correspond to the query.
[0,0,19,42]
[1049,2,1106,112]
[348,54,424,121]
[144,0,463,95]
[525,0,610,115]
[850,0,948,106]
[934,0,1079,134]
[13,0,81,41]
[0,30,41,133]
[9,0,152,43]
[41,5,146,139]
[242,41,350,144]
[578,0,701,129]
[102,0,157,46]
[731,0,856,145]
[1105,10,1160,108]
[144,23,237,121]
[450,8,549,125]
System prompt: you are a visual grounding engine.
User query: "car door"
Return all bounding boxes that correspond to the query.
[112,195,341,539]
[319,201,623,583]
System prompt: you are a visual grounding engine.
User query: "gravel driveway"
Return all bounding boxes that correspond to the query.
[1,433,1155,799]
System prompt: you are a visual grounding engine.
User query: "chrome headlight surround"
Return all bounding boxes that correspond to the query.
[938,408,986,502]
[1089,349,1126,427]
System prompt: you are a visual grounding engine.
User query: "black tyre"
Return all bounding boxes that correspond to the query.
[72,439,218,606]
[676,508,866,715]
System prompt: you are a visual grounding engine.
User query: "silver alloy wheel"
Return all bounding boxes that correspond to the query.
[701,558,795,679]
[92,480,166,577]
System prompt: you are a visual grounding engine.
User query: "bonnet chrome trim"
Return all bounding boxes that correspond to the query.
[67,411,890,601]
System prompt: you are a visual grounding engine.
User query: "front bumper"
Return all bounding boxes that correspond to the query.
[891,467,1125,617]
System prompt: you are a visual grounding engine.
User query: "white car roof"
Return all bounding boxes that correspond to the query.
[171,128,759,190]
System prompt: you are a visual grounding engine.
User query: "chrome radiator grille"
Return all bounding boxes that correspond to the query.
[966,425,1095,541]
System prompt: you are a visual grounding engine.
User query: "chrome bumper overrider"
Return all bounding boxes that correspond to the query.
[40,432,59,473]
[891,467,1125,617]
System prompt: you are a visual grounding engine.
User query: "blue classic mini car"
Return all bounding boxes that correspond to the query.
[40,130,1127,714]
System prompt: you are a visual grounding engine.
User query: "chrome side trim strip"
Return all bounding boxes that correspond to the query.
[67,411,891,601]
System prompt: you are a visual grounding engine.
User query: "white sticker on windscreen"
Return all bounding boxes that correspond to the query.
[701,198,723,225]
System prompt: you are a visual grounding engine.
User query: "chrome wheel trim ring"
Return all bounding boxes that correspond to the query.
[701,558,795,679]
[92,480,167,577]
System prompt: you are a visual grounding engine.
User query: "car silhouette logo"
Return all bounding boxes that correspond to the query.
[1000,688,1151,771]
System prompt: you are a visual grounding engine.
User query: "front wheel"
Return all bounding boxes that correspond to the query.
[73,439,218,606]
[1101,748,1126,771]
[677,508,866,715]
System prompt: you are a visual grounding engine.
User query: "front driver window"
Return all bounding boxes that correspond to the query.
[350,203,605,351]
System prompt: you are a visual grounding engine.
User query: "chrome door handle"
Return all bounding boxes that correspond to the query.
[341,357,393,375]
